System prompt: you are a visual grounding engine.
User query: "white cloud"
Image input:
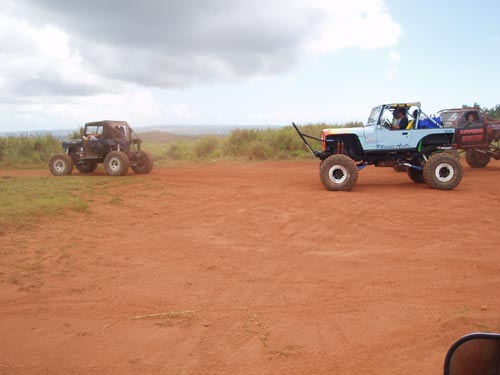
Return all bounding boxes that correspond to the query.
[306,0,401,53]
[388,51,400,63]
[3,87,171,130]
[0,0,402,130]
[8,0,401,89]
[0,14,114,101]
[386,66,399,79]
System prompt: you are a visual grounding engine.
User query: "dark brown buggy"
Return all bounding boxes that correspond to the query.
[49,120,153,176]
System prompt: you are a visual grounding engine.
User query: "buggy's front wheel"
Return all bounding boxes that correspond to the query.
[104,151,130,176]
[319,154,358,191]
[49,154,74,176]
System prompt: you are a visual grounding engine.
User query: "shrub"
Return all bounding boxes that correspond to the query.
[194,135,221,159]
[0,134,60,168]
[164,141,194,160]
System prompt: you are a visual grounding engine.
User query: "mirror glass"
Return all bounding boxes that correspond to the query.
[448,337,500,375]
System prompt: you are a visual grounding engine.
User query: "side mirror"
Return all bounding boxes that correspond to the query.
[444,333,500,375]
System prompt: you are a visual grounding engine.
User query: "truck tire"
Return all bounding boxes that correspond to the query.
[49,154,74,176]
[423,153,462,190]
[393,164,407,173]
[131,151,154,174]
[320,154,358,191]
[407,157,424,183]
[76,161,98,173]
[465,150,491,168]
[104,151,130,176]
[407,167,424,184]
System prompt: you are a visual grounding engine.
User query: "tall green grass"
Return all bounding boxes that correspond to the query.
[0,134,61,168]
[148,122,362,165]
[0,122,362,168]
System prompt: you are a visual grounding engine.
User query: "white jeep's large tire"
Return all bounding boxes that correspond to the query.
[319,154,359,191]
[423,153,462,190]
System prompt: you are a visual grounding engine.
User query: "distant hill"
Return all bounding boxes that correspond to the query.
[137,124,280,136]
[1,124,281,139]
[137,131,198,143]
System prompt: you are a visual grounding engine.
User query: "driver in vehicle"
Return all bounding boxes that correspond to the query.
[462,112,480,128]
[392,108,409,130]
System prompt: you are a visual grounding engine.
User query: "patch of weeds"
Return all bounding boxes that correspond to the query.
[109,196,123,205]
[0,176,131,230]
[268,345,302,358]
[477,324,491,332]
[7,274,20,285]
[58,251,71,260]
[459,305,472,315]
[154,311,196,328]
[244,315,271,347]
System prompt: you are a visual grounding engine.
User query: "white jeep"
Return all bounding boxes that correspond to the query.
[293,102,462,191]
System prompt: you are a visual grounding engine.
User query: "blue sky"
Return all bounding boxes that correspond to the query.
[0,0,499,132]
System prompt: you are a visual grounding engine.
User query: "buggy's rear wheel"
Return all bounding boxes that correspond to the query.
[104,151,130,176]
[131,151,154,174]
[49,154,74,176]
[423,152,462,190]
[319,154,358,191]
[76,161,97,173]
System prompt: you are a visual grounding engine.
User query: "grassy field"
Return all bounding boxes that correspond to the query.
[0,123,358,233]
[0,176,139,233]
[0,123,361,169]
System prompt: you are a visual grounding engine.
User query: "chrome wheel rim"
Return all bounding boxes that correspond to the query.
[328,165,348,184]
[109,157,121,171]
[54,160,66,172]
[435,162,454,182]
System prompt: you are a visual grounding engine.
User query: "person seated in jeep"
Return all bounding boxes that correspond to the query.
[85,133,101,141]
[392,108,409,130]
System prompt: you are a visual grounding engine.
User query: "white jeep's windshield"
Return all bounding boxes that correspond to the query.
[367,106,382,126]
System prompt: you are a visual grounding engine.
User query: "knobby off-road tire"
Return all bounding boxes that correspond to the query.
[319,154,359,191]
[49,154,74,176]
[423,153,463,190]
[407,167,425,184]
[131,151,154,174]
[407,157,424,183]
[104,151,130,176]
[75,161,98,173]
[465,150,491,168]
[393,164,406,173]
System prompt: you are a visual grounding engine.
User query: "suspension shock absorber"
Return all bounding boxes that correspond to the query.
[337,141,345,155]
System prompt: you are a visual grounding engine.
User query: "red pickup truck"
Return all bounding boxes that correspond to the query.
[437,107,500,168]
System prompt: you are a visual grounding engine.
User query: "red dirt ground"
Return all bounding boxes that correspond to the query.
[1,160,500,374]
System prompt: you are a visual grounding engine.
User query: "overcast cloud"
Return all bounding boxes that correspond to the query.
[0,0,401,129]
